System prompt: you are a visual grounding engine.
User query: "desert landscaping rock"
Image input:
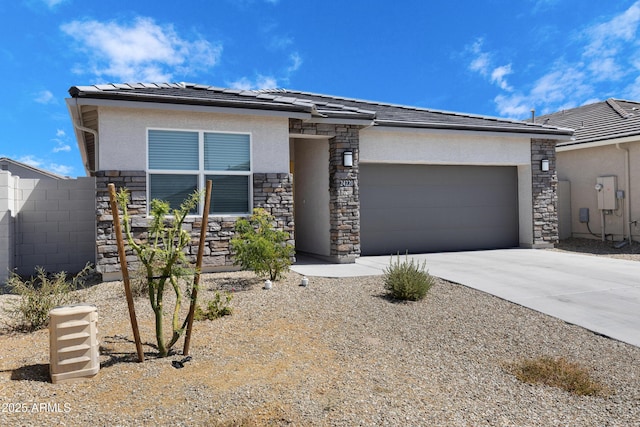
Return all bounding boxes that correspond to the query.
[1,238,639,426]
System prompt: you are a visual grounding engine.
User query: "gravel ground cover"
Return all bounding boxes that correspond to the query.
[0,238,639,426]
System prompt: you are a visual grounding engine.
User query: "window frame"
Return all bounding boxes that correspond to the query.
[146,127,253,216]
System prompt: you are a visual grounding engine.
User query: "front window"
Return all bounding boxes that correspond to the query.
[147,129,251,214]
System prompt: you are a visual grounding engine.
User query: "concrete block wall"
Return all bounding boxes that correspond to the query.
[0,171,96,284]
[0,171,17,284]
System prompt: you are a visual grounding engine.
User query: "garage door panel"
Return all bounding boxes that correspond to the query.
[360,164,518,255]
[361,206,516,230]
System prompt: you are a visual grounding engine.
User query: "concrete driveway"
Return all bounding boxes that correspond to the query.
[292,249,640,348]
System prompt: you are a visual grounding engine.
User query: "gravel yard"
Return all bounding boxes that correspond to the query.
[1,238,639,426]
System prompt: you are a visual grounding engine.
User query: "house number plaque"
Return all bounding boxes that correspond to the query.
[339,180,354,187]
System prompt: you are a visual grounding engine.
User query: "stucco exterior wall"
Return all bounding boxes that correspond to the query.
[97,106,290,173]
[557,141,640,241]
[359,128,531,165]
[293,138,330,256]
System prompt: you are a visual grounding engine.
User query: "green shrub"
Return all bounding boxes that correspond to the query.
[383,253,434,301]
[194,291,234,321]
[5,263,92,331]
[230,208,295,281]
[506,356,610,397]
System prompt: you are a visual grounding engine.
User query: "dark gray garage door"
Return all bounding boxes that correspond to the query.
[360,164,519,255]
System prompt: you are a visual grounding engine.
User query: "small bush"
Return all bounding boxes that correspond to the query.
[506,356,610,397]
[5,263,92,331]
[194,291,234,321]
[231,208,295,281]
[383,253,434,301]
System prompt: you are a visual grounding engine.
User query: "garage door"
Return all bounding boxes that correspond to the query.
[360,164,519,255]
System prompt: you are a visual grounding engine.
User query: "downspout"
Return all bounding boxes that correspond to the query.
[72,99,98,174]
[616,143,632,243]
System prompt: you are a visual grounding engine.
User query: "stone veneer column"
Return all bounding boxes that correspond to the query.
[531,139,559,248]
[290,120,361,262]
[253,173,294,247]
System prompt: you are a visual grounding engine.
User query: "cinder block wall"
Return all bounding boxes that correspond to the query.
[14,177,96,276]
[0,171,97,284]
[0,171,17,284]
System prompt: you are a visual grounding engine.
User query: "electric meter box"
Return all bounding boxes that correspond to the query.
[49,304,99,384]
[596,176,617,210]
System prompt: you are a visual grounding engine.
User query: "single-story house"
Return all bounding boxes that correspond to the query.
[66,83,573,281]
[537,99,640,242]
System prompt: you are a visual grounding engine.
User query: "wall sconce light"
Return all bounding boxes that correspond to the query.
[541,159,550,172]
[343,150,353,167]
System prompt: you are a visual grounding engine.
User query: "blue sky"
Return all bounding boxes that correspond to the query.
[2,0,640,177]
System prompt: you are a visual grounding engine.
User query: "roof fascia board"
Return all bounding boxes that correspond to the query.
[557,134,640,152]
[374,120,573,138]
[303,117,376,126]
[69,97,311,120]
[364,123,573,141]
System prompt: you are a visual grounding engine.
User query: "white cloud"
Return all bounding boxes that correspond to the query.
[467,38,513,92]
[494,66,591,117]
[490,64,513,91]
[52,142,71,153]
[230,52,302,90]
[469,2,640,118]
[287,52,303,74]
[52,129,71,153]
[34,90,55,104]
[16,155,72,176]
[42,0,69,8]
[48,163,73,175]
[583,2,640,58]
[229,75,279,90]
[61,17,222,82]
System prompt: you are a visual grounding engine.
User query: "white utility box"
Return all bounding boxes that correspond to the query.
[49,304,99,384]
[596,176,617,210]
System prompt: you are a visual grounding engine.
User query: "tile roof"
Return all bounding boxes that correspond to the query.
[536,98,640,147]
[68,82,573,137]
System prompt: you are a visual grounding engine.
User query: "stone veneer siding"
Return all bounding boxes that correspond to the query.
[290,119,361,262]
[95,170,293,279]
[531,139,559,247]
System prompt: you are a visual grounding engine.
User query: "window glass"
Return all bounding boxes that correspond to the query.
[204,133,250,171]
[149,174,198,212]
[149,130,199,170]
[206,175,250,213]
[148,130,251,215]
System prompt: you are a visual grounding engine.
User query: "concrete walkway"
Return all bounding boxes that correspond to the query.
[292,249,640,348]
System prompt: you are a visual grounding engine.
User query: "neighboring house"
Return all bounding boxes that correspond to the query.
[0,158,95,284]
[66,83,573,281]
[0,157,67,180]
[537,99,640,242]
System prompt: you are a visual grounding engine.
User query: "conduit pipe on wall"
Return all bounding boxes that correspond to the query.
[616,143,632,243]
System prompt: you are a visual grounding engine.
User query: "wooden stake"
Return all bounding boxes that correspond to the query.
[183,180,212,356]
[108,183,145,363]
